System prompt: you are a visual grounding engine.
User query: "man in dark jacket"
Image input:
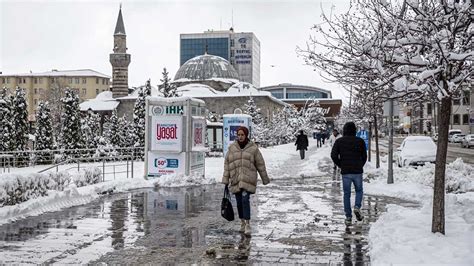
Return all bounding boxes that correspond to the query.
[331,122,367,226]
[295,130,309,159]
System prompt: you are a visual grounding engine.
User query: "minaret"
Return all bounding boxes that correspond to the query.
[109,6,131,98]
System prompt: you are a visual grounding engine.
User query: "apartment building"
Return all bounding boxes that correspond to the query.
[0,69,111,121]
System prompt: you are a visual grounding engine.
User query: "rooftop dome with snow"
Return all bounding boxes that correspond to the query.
[173,53,240,91]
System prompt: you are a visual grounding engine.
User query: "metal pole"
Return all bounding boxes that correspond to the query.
[388,98,394,184]
[126,158,129,179]
[131,157,134,179]
[103,159,105,182]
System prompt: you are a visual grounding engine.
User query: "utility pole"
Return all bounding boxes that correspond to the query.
[388,97,394,184]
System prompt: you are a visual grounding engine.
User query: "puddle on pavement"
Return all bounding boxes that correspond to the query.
[0,168,420,265]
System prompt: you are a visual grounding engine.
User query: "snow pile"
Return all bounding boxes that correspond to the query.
[369,194,474,265]
[365,158,474,194]
[0,177,160,226]
[0,168,102,207]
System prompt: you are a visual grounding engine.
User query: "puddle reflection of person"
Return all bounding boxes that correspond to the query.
[343,226,364,265]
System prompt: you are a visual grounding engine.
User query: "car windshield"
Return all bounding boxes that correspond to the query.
[404,139,436,150]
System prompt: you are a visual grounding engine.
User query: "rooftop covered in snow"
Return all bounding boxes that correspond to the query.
[0,69,111,79]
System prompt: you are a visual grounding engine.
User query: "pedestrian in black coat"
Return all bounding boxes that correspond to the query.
[295,130,309,159]
[331,122,367,226]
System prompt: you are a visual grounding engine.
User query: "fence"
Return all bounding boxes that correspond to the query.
[0,147,144,170]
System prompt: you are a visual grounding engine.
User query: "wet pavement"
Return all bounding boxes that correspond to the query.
[0,151,419,265]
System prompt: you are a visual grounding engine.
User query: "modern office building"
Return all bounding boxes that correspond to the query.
[259,83,342,127]
[180,29,260,87]
[0,69,111,121]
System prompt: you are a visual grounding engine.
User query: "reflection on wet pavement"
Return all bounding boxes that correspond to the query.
[0,154,419,264]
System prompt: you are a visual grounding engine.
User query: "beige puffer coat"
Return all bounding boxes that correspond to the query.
[222,141,270,194]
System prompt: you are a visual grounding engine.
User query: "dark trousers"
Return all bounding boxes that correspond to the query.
[299,149,305,159]
[235,190,251,220]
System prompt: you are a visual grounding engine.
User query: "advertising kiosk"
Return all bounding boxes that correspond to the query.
[144,97,206,179]
[222,114,252,157]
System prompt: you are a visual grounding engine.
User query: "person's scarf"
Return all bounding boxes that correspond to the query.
[238,138,249,149]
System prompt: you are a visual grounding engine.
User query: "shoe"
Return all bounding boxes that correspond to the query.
[354,208,364,221]
[244,220,251,236]
[344,218,352,226]
[239,219,245,233]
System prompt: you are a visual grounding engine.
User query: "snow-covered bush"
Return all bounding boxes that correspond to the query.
[72,168,102,187]
[364,158,474,194]
[0,167,102,207]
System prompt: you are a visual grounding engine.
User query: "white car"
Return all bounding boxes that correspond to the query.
[397,136,437,167]
[451,134,465,143]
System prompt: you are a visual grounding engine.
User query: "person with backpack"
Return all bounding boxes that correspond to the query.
[330,122,367,226]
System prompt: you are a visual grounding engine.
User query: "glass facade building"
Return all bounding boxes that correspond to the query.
[180,30,260,87]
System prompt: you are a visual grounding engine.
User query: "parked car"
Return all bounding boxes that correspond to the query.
[452,134,466,143]
[397,136,437,167]
[461,134,474,148]
[448,129,462,142]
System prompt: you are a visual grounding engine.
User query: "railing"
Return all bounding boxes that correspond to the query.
[0,147,144,169]
[37,155,135,181]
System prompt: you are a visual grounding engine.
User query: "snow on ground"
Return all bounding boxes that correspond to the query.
[365,152,474,265]
[1,139,473,264]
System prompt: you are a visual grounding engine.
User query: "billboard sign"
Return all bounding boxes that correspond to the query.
[192,117,206,151]
[147,152,185,177]
[149,105,185,116]
[151,116,183,152]
[223,114,252,157]
[190,151,205,177]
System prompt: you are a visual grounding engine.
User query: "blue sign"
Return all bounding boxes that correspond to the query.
[357,130,369,151]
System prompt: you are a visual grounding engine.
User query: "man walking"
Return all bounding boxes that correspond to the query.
[331,122,367,226]
[295,130,309,159]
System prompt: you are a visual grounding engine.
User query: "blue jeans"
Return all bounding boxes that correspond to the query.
[235,190,251,220]
[342,174,363,219]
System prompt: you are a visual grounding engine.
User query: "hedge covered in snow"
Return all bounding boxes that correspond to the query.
[0,168,101,207]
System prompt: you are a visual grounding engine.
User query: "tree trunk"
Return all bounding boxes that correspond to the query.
[432,96,450,234]
[374,114,380,168]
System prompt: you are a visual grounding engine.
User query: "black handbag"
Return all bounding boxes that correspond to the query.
[221,185,234,221]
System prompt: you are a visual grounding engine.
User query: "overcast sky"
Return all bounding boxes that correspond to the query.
[1,0,350,101]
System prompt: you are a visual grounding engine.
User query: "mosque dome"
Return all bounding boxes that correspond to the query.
[174,54,240,82]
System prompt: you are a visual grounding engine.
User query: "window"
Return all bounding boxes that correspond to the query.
[75,78,79,84]
[39,88,43,94]
[68,78,73,83]
[18,78,21,84]
[34,78,38,84]
[453,98,460,105]
[463,114,469,125]
[39,78,43,84]
[6,78,9,83]
[96,89,99,94]
[82,88,87,95]
[34,88,38,94]
[427,103,432,115]
[453,114,460,125]
[34,99,37,105]
[102,79,106,85]
[96,78,99,84]
[2,78,5,83]
[23,78,26,83]
[82,78,86,84]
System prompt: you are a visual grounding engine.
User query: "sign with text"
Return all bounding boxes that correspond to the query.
[192,117,206,151]
[151,116,183,152]
[223,114,252,157]
[357,130,369,151]
[149,105,185,116]
[190,151,205,177]
[147,152,185,177]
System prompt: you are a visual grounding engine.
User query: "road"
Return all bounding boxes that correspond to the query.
[372,136,474,165]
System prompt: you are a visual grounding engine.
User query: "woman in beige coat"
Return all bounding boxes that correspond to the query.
[222,126,270,236]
